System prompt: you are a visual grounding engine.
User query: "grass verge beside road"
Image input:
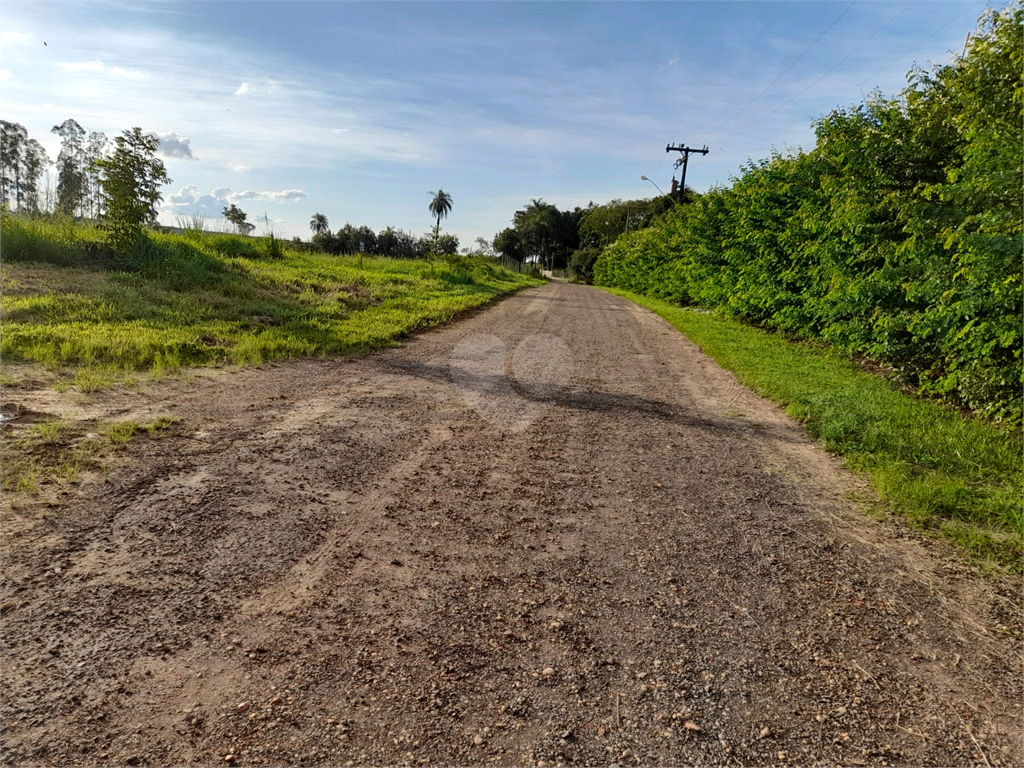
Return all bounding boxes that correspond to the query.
[603,287,1022,571]
[0,214,542,390]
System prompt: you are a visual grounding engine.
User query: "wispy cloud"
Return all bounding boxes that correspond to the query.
[0,0,992,246]
[229,188,307,203]
[0,30,32,45]
[233,78,283,97]
[57,60,144,79]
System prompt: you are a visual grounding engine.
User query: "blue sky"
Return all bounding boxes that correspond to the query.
[0,1,995,247]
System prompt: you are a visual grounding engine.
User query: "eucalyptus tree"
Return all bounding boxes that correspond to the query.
[1,121,50,211]
[83,131,109,218]
[51,118,87,215]
[0,120,28,208]
[428,189,453,242]
[21,139,49,212]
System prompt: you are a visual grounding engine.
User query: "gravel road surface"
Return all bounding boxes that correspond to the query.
[2,282,1020,767]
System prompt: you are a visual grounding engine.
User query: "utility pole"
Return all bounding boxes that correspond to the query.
[666,143,709,202]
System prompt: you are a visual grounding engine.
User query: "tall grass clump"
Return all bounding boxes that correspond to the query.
[0,211,109,267]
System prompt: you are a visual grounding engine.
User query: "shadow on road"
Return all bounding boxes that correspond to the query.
[377,358,753,435]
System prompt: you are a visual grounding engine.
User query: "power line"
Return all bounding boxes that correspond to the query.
[717,1,916,145]
[708,0,858,136]
[840,1,985,99]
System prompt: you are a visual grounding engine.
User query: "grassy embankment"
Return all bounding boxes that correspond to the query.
[603,287,1022,572]
[0,214,542,391]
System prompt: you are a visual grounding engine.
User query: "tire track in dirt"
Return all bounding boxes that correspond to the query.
[1,282,1020,767]
[238,423,455,619]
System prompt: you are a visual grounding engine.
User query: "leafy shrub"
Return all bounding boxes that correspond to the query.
[431,233,459,256]
[95,128,170,253]
[569,247,601,282]
[595,4,1022,422]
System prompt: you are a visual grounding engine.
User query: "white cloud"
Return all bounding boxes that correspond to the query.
[226,163,249,172]
[164,186,307,209]
[232,78,285,98]
[155,131,195,159]
[59,59,104,71]
[230,189,307,203]
[0,70,10,81]
[0,31,31,45]
[168,185,200,206]
[57,60,143,79]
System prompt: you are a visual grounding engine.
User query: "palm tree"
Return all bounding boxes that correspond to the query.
[310,212,329,236]
[428,189,453,241]
[523,198,554,269]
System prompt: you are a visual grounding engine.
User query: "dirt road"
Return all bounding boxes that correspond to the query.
[1,282,1020,767]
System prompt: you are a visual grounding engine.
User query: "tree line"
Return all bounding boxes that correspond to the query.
[0,118,111,218]
[594,5,1022,421]
[305,220,459,259]
[2,116,674,272]
[488,194,676,277]
[2,118,170,252]
[301,190,458,259]
[0,120,467,260]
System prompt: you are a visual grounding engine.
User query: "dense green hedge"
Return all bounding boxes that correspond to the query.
[596,5,1022,422]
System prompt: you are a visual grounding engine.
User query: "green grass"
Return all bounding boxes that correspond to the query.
[0,214,542,388]
[26,417,65,445]
[100,420,142,446]
[603,287,1023,571]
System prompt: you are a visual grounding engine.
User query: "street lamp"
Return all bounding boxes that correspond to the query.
[641,175,679,206]
[640,175,665,196]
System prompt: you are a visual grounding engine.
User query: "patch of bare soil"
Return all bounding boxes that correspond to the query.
[1,283,1020,767]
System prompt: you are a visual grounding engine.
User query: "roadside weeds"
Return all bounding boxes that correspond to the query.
[0,411,178,506]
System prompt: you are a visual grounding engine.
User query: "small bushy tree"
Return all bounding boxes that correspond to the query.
[433,232,459,255]
[95,127,170,251]
[223,203,253,235]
